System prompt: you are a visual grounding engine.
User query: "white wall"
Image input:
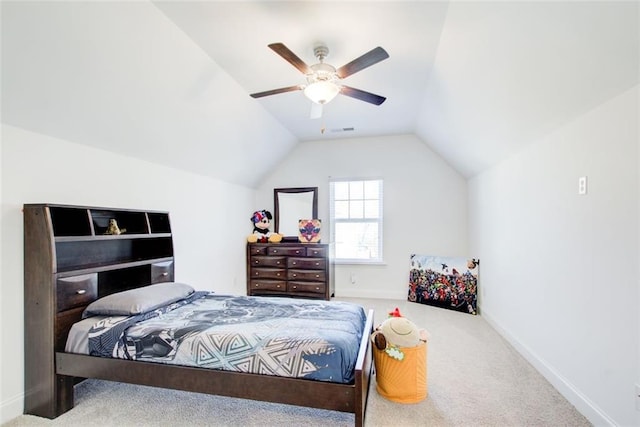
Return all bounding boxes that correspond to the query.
[5,94,637,425]
[0,93,4,424]
[0,124,254,423]
[468,86,639,426]
[256,134,469,299]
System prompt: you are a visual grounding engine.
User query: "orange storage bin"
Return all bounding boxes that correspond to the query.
[373,341,427,403]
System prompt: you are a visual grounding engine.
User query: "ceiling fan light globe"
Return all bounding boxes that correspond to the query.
[304,81,340,105]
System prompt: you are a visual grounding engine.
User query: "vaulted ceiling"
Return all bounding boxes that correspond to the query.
[2,1,638,187]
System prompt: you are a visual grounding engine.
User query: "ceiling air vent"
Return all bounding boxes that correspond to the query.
[330,127,355,133]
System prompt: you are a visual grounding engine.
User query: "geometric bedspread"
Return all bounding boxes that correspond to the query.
[88,294,366,384]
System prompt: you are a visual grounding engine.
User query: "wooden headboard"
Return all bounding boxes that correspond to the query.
[23,203,175,418]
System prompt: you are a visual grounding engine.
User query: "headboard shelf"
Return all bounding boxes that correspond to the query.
[23,203,176,418]
[55,232,172,243]
[55,236,173,272]
[55,256,176,278]
[47,204,171,237]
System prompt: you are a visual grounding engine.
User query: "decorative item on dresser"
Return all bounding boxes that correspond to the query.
[273,186,318,241]
[247,242,335,300]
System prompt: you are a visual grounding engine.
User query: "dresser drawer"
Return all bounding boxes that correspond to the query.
[289,281,326,294]
[250,280,287,292]
[151,261,174,283]
[288,257,326,270]
[248,245,268,255]
[250,267,286,280]
[288,269,326,282]
[251,256,286,268]
[56,273,98,312]
[268,246,306,257]
[306,246,327,257]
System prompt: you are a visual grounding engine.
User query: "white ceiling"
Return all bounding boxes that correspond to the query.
[2,1,638,187]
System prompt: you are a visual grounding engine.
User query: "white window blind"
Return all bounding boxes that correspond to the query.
[329,178,383,264]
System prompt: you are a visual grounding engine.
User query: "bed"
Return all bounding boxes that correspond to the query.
[23,203,374,427]
[56,290,372,425]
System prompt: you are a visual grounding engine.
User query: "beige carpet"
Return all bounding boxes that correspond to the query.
[5,297,592,426]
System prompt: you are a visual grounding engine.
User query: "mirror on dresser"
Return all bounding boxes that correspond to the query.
[274,187,318,241]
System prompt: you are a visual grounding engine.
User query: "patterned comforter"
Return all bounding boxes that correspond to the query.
[87,294,366,384]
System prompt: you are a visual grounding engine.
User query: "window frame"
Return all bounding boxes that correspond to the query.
[329,177,384,265]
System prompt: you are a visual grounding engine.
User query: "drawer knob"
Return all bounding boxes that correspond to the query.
[293,274,297,277]
[161,272,169,276]
[273,250,278,253]
[293,286,297,289]
[316,274,320,278]
[315,287,320,290]
[255,260,259,264]
[292,262,296,265]
[296,250,300,254]
[315,262,319,266]
[76,289,86,295]
[277,285,281,288]
[255,284,260,287]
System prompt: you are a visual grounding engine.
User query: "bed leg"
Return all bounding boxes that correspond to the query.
[57,375,75,415]
[24,374,74,419]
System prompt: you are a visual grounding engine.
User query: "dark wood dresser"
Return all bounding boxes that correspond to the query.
[246,243,334,300]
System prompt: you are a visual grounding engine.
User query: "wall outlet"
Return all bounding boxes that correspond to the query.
[636,383,640,411]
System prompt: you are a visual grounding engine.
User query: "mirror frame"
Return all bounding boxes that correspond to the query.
[274,187,318,241]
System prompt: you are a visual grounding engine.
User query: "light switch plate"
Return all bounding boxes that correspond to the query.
[578,176,587,195]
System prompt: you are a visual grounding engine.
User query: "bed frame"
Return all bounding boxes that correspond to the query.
[55,310,374,425]
[23,204,374,426]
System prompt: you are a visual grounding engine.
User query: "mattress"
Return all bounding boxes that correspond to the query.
[67,294,366,384]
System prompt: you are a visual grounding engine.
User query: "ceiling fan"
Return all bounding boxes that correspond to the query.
[250,42,389,118]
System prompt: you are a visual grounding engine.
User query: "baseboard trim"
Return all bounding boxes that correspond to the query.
[1,391,24,424]
[481,309,616,427]
[335,289,402,300]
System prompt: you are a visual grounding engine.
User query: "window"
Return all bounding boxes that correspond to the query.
[329,178,383,263]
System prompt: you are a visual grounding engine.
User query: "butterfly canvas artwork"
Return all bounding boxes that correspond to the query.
[298,219,322,243]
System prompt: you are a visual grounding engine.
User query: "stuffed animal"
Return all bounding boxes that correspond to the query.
[247,210,282,243]
[371,307,429,361]
[104,218,126,235]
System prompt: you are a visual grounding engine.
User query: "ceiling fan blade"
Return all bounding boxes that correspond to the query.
[341,86,386,105]
[268,43,312,75]
[250,85,302,99]
[310,102,323,119]
[336,46,389,79]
